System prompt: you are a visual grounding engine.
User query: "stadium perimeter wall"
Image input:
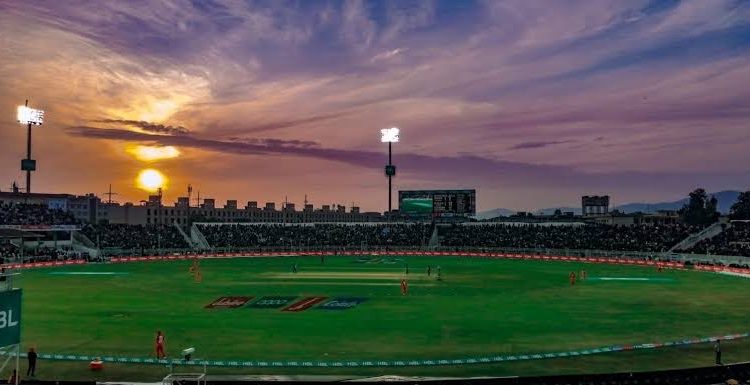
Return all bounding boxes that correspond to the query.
[92,245,750,267]
[3,249,749,276]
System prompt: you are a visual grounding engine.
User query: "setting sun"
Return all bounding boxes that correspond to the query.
[136,169,167,192]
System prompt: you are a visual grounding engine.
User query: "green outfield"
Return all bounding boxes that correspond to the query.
[13,255,750,381]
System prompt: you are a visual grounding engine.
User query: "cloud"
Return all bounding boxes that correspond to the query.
[65,125,574,184]
[219,112,351,134]
[229,138,320,148]
[4,1,750,209]
[65,125,750,195]
[95,119,190,136]
[371,48,406,62]
[508,140,573,150]
[340,0,377,49]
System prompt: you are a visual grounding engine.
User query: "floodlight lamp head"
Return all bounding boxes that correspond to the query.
[17,106,44,125]
[380,127,399,143]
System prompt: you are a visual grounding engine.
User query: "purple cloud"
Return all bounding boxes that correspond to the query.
[2,0,750,210]
[508,140,573,150]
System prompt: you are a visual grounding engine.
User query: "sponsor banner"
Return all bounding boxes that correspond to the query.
[282,296,327,312]
[0,289,22,346]
[205,296,254,309]
[246,296,298,308]
[318,297,368,310]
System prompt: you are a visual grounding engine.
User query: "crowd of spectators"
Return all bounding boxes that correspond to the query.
[0,203,78,225]
[688,222,750,257]
[440,223,700,252]
[0,241,18,263]
[1,242,90,264]
[197,223,431,248]
[81,224,190,250]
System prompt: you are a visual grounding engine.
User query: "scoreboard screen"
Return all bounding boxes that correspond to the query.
[399,189,476,218]
[401,198,434,215]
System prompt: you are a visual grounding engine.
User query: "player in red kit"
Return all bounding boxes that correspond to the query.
[400,279,408,296]
[155,331,166,359]
[569,271,576,286]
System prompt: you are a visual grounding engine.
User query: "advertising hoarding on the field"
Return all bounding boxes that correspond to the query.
[0,289,21,346]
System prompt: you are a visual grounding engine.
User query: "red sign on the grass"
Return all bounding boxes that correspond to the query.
[282,296,327,312]
[205,296,254,309]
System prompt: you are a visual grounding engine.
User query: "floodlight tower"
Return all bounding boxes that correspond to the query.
[16,100,45,195]
[381,127,400,218]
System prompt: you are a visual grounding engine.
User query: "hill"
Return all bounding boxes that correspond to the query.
[476,190,742,219]
[614,190,740,214]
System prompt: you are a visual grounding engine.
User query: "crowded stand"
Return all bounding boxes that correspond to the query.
[0,241,18,263]
[0,202,78,225]
[440,223,700,252]
[688,222,750,257]
[81,224,189,250]
[198,223,431,248]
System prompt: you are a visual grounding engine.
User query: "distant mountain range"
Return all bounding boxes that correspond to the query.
[476,190,741,220]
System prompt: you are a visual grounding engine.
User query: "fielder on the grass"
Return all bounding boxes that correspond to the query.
[190,259,202,283]
[400,278,409,296]
[155,331,166,359]
[569,271,576,286]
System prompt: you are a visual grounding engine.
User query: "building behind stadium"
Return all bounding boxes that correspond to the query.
[0,191,384,225]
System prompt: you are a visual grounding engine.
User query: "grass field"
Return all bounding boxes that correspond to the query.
[12,255,750,381]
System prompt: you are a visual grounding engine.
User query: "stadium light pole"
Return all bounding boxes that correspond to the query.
[16,100,45,195]
[381,127,399,219]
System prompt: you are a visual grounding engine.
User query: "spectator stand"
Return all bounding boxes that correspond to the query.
[687,220,750,258]
[0,228,44,263]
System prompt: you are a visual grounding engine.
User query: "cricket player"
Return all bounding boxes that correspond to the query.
[569,271,576,286]
[400,279,409,296]
[155,331,166,359]
[190,259,202,283]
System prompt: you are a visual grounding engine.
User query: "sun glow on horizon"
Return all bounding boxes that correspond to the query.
[136,169,167,192]
[127,145,181,161]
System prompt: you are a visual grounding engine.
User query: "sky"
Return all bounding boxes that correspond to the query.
[1,0,749,212]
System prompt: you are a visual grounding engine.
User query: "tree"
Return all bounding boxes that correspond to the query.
[706,195,719,223]
[553,209,562,217]
[679,188,719,226]
[730,191,750,220]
